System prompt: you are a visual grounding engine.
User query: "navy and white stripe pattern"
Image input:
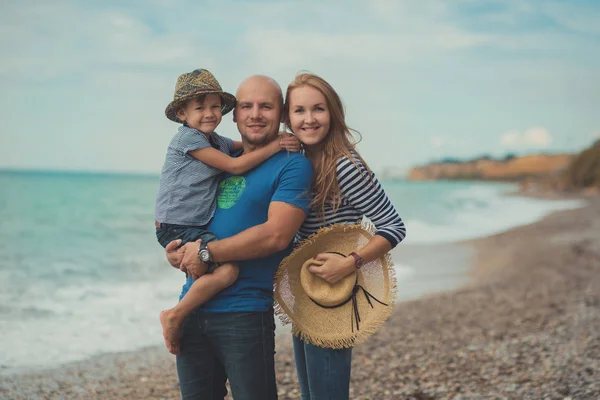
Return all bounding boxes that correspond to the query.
[155,125,234,226]
[297,154,406,247]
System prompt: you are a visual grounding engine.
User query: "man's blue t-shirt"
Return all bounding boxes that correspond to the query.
[179,151,313,312]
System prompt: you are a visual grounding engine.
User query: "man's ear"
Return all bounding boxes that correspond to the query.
[232,110,237,123]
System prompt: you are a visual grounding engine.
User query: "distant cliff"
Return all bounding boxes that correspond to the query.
[560,140,600,190]
[407,153,573,182]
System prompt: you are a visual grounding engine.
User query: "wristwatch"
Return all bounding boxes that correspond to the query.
[349,252,365,269]
[198,242,213,264]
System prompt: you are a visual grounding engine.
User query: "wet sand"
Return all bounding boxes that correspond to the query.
[1,196,599,399]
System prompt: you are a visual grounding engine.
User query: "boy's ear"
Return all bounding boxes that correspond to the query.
[176,107,186,121]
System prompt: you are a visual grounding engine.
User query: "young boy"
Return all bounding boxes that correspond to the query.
[155,69,298,354]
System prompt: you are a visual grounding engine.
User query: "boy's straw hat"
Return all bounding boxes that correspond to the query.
[274,223,396,349]
[165,69,236,123]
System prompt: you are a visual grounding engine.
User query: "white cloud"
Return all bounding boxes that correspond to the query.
[501,130,520,146]
[238,0,493,74]
[0,3,201,81]
[500,127,552,148]
[430,136,445,148]
[242,28,489,74]
[368,0,449,28]
[540,2,600,34]
[0,1,599,173]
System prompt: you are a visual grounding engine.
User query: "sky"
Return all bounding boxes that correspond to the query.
[1,0,599,175]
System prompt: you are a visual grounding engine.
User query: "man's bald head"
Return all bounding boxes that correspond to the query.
[236,75,283,107]
[233,75,283,147]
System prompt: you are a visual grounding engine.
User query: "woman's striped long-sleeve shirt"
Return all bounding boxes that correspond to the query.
[296,154,406,247]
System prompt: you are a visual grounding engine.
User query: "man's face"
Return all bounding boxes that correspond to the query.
[234,78,282,146]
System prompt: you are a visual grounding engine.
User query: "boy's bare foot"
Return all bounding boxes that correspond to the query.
[159,309,182,355]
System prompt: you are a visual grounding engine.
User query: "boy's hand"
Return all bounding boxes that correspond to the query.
[279,132,302,152]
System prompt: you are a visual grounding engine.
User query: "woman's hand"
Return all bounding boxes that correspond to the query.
[307,253,356,284]
[279,132,302,152]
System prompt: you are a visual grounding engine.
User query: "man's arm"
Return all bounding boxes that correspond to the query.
[176,201,306,277]
[210,201,305,261]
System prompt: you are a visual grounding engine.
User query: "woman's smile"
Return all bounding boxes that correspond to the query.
[301,126,321,133]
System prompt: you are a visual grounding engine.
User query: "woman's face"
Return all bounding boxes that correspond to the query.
[288,85,331,149]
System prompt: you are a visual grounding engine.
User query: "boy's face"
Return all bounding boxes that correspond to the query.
[176,94,223,134]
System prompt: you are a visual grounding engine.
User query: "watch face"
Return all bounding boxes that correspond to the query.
[200,249,210,262]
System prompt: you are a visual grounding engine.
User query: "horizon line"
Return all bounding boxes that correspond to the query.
[0,167,160,178]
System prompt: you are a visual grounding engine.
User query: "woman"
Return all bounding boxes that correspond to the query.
[283,73,406,399]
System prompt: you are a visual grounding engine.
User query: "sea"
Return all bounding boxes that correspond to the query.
[0,170,584,374]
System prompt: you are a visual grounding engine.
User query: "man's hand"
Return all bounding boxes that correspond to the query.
[165,239,184,270]
[308,252,356,284]
[180,240,209,280]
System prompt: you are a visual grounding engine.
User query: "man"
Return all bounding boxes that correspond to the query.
[165,75,313,399]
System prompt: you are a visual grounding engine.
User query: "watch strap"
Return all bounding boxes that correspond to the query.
[198,242,212,263]
[349,252,365,269]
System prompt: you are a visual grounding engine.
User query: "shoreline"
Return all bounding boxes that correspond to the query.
[392,242,475,302]
[2,196,599,399]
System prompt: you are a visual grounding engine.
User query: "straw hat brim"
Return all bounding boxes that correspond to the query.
[165,90,236,123]
[274,223,397,349]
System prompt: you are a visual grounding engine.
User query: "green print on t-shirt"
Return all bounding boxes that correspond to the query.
[217,176,246,209]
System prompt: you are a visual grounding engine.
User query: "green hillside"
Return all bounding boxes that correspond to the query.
[562,139,600,190]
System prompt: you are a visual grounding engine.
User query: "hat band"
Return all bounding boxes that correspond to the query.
[308,252,389,332]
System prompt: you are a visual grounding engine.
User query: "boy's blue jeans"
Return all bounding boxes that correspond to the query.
[176,308,278,400]
[156,223,217,249]
[155,223,219,272]
[293,335,353,400]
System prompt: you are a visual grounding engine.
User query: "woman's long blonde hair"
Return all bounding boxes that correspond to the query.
[284,73,372,221]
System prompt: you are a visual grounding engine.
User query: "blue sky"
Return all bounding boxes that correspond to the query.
[1,0,599,175]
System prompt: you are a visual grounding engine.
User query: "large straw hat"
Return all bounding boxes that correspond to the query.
[274,223,396,349]
[165,69,236,123]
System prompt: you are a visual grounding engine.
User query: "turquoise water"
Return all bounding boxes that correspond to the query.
[0,170,583,372]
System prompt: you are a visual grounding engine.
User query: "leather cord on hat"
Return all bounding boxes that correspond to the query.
[308,252,389,332]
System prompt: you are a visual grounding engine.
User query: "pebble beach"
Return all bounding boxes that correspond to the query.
[2,196,599,400]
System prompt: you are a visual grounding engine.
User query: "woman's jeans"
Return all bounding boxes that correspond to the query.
[292,335,353,400]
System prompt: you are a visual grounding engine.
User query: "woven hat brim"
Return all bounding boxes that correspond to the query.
[165,91,236,123]
[274,223,397,349]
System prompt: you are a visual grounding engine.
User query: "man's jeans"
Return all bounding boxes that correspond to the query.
[293,335,352,400]
[176,308,278,400]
